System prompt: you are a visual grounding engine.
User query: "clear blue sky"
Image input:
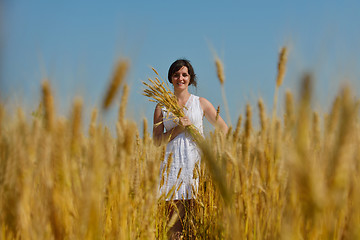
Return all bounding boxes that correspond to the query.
[1,0,360,131]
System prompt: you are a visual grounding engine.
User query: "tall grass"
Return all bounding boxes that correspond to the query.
[1,51,360,239]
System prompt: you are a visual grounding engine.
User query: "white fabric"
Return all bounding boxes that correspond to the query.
[159,94,204,201]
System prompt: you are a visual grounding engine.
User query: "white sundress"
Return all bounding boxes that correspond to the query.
[159,94,204,201]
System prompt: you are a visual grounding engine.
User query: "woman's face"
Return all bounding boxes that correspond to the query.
[171,66,190,90]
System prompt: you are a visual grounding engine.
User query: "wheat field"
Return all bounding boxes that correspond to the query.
[1,52,360,239]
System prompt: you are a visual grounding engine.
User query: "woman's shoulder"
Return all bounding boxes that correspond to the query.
[198,97,210,105]
[154,103,166,115]
[191,94,205,102]
[198,97,215,111]
[192,95,207,105]
[155,103,162,109]
[155,103,166,110]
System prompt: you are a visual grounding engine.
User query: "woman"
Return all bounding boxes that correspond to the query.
[153,59,228,238]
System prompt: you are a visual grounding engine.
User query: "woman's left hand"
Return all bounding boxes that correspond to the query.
[179,116,192,127]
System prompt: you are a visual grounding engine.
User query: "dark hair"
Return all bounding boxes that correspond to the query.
[168,59,197,87]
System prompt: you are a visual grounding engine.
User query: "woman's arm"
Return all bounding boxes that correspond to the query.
[199,97,229,134]
[153,104,189,146]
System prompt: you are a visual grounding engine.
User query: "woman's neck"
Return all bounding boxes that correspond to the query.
[174,89,191,106]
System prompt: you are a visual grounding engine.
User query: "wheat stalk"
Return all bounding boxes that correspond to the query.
[258,98,267,134]
[214,56,231,125]
[102,59,129,110]
[276,47,288,87]
[118,83,129,128]
[272,46,288,131]
[41,80,55,131]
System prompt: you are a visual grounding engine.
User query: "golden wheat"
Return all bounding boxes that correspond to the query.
[215,57,225,86]
[102,59,129,110]
[41,80,55,131]
[1,50,360,240]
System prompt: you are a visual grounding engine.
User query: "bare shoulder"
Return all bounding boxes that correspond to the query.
[154,103,163,118]
[199,97,210,105]
[155,103,162,109]
[154,103,163,113]
[199,97,214,110]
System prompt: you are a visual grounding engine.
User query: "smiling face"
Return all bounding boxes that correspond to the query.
[171,66,190,90]
[168,59,197,87]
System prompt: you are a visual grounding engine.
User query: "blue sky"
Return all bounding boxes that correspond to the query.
[1,1,360,131]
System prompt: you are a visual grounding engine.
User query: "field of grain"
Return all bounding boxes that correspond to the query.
[1,51,360,239]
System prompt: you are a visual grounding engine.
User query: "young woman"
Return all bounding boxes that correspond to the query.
[153,59,228,238]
